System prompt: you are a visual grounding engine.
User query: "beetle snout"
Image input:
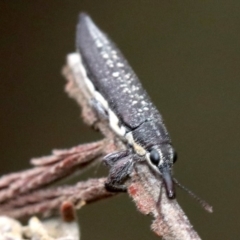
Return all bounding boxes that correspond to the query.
[162,169,175,199]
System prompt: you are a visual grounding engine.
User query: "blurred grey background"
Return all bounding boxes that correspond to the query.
[0,1,239,239]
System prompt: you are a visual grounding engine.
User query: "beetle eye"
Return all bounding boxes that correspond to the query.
[149,149,160,165]
[173,151,177,163]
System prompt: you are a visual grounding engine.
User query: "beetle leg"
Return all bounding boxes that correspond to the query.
[90,98,108,121]
[104,154,134,192]
[103,150,130,167]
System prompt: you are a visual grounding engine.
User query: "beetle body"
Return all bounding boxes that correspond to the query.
[76,13,176,199]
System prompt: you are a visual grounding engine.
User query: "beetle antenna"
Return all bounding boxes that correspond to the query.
[173,178,213,213]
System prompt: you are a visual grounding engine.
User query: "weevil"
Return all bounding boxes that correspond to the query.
[74,13,212,210]
[75,13,176,199]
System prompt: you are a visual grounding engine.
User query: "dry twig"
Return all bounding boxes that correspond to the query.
[0,141,105,203]
[0,178,114,219]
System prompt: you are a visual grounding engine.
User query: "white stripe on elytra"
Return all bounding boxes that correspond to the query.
[67,52,126,137]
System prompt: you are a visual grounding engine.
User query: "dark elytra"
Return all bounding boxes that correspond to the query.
[76,13,176,199]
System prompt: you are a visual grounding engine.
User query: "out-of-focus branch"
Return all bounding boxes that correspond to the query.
[0,178,114,219]
[0,201,80,240]
[0,141,105,203]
